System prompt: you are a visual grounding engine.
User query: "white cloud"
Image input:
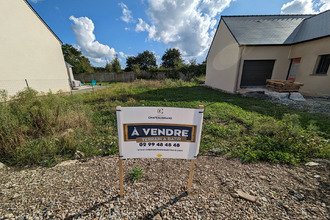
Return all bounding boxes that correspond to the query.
[69,16,116,61]
[30,0,42,3]
[135,0,233,60]
[119,52,125,58]
[319,0,330,11]
[119,51,134,59]
[119,2,134,23]
[281,0,330,14]
[90,58,107,64]
[281,0,315,14]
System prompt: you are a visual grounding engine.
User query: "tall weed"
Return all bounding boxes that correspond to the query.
[0,88,91,165]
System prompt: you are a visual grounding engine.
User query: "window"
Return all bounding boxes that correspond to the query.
[315,54,330,75]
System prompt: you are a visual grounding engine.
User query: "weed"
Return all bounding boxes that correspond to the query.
[128,166,145,183]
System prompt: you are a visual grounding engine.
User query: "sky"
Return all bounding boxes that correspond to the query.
[27,0,330,67]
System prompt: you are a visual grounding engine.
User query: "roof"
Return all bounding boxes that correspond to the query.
[221,10,330,46]
[292,10,330,43]
[23,0,62,44]
[65,62,73,67]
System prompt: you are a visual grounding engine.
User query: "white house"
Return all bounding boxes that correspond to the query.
[0,0,71,97]
[206,10,330,97]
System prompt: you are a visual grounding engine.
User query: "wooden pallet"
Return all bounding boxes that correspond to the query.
[266,79,304,93]
[266,86,299,93]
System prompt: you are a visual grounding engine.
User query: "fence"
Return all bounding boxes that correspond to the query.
[0,79,71,98]
[74,72,136,83]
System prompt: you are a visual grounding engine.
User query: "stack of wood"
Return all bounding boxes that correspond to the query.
[266,79,304,92]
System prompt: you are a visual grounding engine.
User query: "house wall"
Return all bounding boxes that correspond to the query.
[289,37,330,97]
[205,20,240,93]
[0,0,70,96]
[236,45,292,89]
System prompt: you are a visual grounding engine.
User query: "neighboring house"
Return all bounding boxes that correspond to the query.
[0,0,71,97]
[66,62,81,88]
[65,62,74,87]
[206,10,330,97]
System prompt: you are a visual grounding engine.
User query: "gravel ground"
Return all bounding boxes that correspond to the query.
[1,155,329,219]
[278,98,330,115]
[242,91,330,115]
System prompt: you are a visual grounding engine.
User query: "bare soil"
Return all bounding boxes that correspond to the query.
[0,155,329,219]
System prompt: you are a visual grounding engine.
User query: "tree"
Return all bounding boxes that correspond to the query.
[62,44,94,74]
[125,56,136,71]
[161,48,183,68]
[136,50,157,71]
[125,50,157,71]
[111,56,122,73]
[105,62,112,72]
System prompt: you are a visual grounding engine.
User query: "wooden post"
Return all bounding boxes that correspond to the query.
[119,157,124,197]
[186,105,204,193]
[186,159,196,193]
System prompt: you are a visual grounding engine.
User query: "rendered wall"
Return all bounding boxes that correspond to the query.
[236,46,292,88]
[0,0,70,96]
[289,37,330,97]
[205,20,240,93]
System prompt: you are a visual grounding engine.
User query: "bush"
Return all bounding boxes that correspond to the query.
[135,63,206,81]
[0,88,91,166]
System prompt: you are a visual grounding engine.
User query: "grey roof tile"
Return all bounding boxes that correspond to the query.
[292,10,330,43]
[222,10,330,45]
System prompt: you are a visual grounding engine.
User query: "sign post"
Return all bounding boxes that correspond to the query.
[116,106,204,196]
[119,156,124,197]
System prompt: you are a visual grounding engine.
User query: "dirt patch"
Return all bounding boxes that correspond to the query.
[1,156,329,219]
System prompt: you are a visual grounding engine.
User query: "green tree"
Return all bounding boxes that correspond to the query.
[135,50,157,71]
[125,56,136,71]
[111,56,122,73]
[105,62,112,72]
[125,51,157,71]
[161,48,183,68]
[62,44,94,74]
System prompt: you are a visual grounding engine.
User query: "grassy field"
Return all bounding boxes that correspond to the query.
[0,79,329,166]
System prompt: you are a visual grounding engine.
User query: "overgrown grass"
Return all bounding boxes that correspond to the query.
[0,79,329,166]
[0,89,94,166]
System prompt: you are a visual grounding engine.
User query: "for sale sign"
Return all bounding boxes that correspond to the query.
[116,107,203,159]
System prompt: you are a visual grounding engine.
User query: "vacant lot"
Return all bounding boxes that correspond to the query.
[1,79,329,219]
[0,79,329,167]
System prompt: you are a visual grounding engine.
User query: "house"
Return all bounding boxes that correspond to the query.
[0,0,71,97]
[206,10,330,97]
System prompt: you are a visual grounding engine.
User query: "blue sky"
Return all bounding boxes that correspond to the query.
[27,0,330,67]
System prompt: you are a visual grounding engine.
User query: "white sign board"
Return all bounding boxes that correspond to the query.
[116,107,204,159]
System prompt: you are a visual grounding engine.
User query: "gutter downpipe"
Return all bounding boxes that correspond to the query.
[234,45,245,93]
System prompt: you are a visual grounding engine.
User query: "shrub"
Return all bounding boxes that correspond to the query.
[0,88,91,166]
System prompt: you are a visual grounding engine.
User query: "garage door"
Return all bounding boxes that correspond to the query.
[240,60,275,87]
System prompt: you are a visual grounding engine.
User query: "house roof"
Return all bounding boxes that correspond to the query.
[65,62,73,68]
[291,10,330,43]
[23,0,62,44]
[221,10,330,46]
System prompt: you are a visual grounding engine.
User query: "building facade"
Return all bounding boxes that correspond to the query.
[206,11,330,97]
[0,0,71,97]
